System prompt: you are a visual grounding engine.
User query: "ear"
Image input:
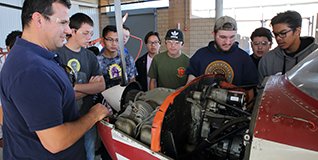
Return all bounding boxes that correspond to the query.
[71,28,77,35]
[212,31,216,38]
[295,27,301,36]
[101,38,106,46]
[31,12,44,28]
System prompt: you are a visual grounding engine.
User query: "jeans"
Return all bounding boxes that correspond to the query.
[85,125,97,160]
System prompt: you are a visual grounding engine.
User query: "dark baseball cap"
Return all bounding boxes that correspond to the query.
[165,29,184,42]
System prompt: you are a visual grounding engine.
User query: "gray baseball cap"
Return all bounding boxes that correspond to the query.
[214,16,237,31]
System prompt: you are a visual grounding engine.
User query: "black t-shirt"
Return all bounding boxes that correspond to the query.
[56,46,102,115]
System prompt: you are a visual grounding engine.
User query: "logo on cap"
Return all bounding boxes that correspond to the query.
[165,29,183,42]
[170,31,179,39]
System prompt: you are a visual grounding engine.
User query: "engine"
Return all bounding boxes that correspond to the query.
[111,76,252,160]
[114,88,175,145]
[184,84,250,160]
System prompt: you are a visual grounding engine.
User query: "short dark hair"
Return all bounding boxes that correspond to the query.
[21,0,71,29]
[250,27,273,42]
[271,10,302,31]
[5,30,22,49]
[123,25,130,32]
[69,13,93,30]
[87,46,100,56]
[102,25,117,38]
[144,31,161,44]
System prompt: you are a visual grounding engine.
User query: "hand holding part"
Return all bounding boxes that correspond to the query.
[90,103,110,121]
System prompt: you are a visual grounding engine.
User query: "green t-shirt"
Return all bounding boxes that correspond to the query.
[148,51,189,89]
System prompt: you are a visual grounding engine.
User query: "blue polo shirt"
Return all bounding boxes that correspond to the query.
[0,38,85,159]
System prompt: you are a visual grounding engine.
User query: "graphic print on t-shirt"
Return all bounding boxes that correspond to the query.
[108,63,122,79]
[205,60,234,83]
[67,58,87,83]
[67,58,80,73]
[177,67,186,78]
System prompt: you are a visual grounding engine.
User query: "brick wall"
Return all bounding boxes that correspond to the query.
[161,0,217,56]
[99,14,110,37]
[98,0,216,57]
[189,18,214,56]
[100,0,140,6]
[157,8,169,53]
[75,0,98,4]
[166,0,190,56]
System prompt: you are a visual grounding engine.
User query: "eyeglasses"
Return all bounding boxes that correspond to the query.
[61,64,76,87]
[42,14,70,26]
[104,37,119,43]
[166,40,182,45]
[76,30,94,37]
[252,41,271,46]
[273,29,292,38]
[147,41,160,46]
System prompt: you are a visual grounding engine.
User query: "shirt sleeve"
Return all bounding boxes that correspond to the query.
[242,56,259,86]
[148,56,158,79]
[258,56,267,84]
[125,54,138,80]
[90,54,102,76]
[186,53,200,77]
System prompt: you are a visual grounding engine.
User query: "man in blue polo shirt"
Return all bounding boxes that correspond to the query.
[0,0,109,159]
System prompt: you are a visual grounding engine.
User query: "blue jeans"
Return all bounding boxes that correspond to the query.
[85,125,97,160]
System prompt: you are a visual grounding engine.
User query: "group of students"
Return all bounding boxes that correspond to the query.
[0,0,108,159]
[187,10,317,88]
[138,10,318,95]
[0,0,317,159]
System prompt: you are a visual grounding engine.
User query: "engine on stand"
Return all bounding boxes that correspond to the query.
[105,75,253,160]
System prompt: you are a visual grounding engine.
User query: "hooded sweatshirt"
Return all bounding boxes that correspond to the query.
[258,37,318,83]
[187,41,258,87]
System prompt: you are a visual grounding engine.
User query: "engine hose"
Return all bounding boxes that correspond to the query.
[207,123,249,145]
[236,83,258,90]
[195,117,250,152]
[133,109,157,138]
[213,99,251,116]
[196,85,213,144]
